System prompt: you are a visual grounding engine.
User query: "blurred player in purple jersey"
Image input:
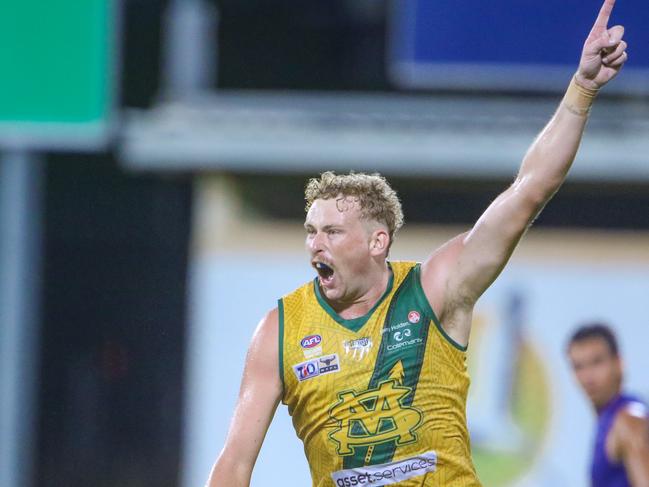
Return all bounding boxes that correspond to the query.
[568,323,649,487]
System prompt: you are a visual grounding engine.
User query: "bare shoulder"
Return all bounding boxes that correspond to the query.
[611,403,649,457]
[615,404,649,435]
[245,308,280,373]
[255,308,280,340]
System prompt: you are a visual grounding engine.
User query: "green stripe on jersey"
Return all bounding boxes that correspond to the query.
[343,265,431,468]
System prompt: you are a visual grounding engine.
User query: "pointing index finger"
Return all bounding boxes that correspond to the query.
[591,0,616,33]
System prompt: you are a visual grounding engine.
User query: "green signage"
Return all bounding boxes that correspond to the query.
[0,0,114,144]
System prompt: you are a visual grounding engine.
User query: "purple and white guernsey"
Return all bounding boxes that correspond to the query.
[591,394,648,487]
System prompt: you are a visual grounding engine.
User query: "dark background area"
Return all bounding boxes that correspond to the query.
[233,174,649,230]
[38,158,191,487]
[36,1,649,486]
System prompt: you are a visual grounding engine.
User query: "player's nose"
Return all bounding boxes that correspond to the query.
[307,231,325,253]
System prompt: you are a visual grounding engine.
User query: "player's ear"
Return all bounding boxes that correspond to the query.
[370,228,390,256]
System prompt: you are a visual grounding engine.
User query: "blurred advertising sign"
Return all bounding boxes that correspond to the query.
[390,0,649,95]
[0,0,117,150]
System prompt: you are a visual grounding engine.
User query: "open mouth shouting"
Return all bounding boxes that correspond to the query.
[313,261,335,287]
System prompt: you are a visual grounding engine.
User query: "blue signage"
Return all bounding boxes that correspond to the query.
[390,0,649,94]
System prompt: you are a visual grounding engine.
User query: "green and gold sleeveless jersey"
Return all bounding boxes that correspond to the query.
[279,261,481,487]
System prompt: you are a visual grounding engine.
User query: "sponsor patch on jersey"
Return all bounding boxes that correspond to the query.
[408,310,421,324]
[331,451,437,487]
[381,321,410,334]
[387,336,423,352]
[394,329,412,342]
[303,345,323,359]
[382,327,424,352]
[343,337,373,360]
[381,321,424,352]
[318,353,340,373]
[293,353,340,382]
[344,337,371,349]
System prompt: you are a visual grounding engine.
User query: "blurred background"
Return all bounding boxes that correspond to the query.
[1,1,648,486]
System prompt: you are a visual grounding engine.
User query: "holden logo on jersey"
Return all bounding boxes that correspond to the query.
[327,379,423,456]
[407,311,421,324]
[293,354,340,382]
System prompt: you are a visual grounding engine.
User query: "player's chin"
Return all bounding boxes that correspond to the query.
[587,390,607,407]
[321,282,344,302]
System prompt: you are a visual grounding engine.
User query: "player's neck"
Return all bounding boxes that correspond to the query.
[594,387,623,414]
[331,262,391,320]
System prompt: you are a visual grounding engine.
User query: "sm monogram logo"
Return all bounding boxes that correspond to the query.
[327,380,423,456]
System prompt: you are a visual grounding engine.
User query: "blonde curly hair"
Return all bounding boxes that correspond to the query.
[304,171,404,243]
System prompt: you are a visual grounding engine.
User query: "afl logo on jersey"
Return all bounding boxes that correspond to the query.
[408,311,421,324]
[301,335,322,349]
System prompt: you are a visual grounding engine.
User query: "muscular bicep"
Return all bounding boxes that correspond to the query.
[423,177,544,315]
[452,179,543,301]
[207,309,283,487]
[422,68,595,340]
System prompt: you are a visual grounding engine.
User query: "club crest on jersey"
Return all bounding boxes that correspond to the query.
[328,379,423,455]
[293,354,340,382]
[408,310,421,324]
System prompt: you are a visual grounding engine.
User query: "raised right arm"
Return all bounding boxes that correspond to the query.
[206,308,282,487]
